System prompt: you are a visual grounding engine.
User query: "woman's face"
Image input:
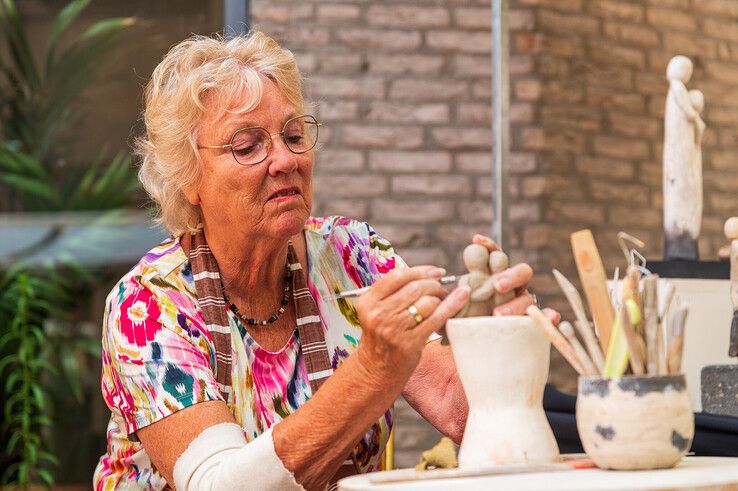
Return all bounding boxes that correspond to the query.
[189,79,314,241]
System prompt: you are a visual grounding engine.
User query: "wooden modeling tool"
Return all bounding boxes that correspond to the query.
[571,230,614,354]
[552,269,605,373]
[657,281,675,375]
[619,300,645,375]
[643,275,659,375]
[559,321,597,376]
[604,266,643,377]
[725,217,738,357]
[527,305,585,376]
[667,304,689,374]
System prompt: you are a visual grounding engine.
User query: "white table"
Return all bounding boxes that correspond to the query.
[338,457,738,491]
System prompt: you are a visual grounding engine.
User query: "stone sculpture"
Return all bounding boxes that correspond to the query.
[663,55,705,260]
[455,244,514,318]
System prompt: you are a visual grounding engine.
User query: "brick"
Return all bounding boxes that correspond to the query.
[396,247,449,268]
[294,52,317,73]
[366,53,444,75]
[603,22,660,47]
[432,127,492,149]
[509,9,535,30]
[710,150,738,171]
[510,202,541,222]
[588,1,644,21]
[520,128,586,153]
[540,106,601,132]
[662,32,718,58]
[477,177,493,197]
[336,28,421,51]
[391,174,471,196]
[268,26,331,46]
[318,52,363,74]
[454,7,491,29]
[367,102,449,124]
[317,101,359,122]
[473,80,492,99]
[692,0,738,18]
[575,157,635,180]
[515,32,542,54]
[510,54,534,75]
[647,0,690,8]
[538,55,570,77]
[510,152,537,174]
[709,107,738,125]
[318,199,369,219]
[634,73,665,96]
[710,192,738,212]
[705,61,738,84]
[593,135,650,160]
[313,174,388,198]
[371,199,454,223]
[588,41,646,69]
[457,102,491,124]
[518,128,544,150]
[368,5,450,28]
[458,200,494,223]
[369,151,452,173]
[517,0,583,10]
[547,202,605,224]
[316,4,361,22]
[454,54,493,77]
[456,152,491,173]
[590,181,650,205]
[542,79,586,102]
[390,79,468,101]
[704,170,738,192]
[514,79,542,100]
[587,88,646,112]
[609,207,664,229]
[646,8,696,31]
[510,102,535,123]
[427,30,492,54]
[252,1,313,22]
[537,9,600,37]
[703,18,738,43]
[541,36,584,58]
[523,224,552,248]
[436,225,492,246]
[342,125,423,149]
[316,149,364,172]
[306,76,385,99]
[609,113,660,139]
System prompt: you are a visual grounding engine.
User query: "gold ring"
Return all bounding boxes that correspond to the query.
[407,304,424,324]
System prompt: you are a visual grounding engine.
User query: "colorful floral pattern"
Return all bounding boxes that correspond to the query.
[93,216,402,489]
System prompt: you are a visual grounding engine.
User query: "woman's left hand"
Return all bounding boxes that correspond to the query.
[472,234,560,323]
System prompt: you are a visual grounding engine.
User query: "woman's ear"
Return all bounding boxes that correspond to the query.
[182,182,201,206]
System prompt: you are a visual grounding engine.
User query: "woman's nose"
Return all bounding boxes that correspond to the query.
[266,137,299,176]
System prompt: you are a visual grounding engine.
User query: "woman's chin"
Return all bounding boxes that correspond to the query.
[270,207,310,237]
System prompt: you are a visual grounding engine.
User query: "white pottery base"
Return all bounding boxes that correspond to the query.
[447,315,560,468]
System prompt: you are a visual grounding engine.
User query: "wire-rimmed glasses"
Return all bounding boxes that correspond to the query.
[198,114,322,166]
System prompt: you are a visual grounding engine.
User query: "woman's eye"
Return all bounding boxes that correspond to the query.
[233,145,258,156]
[286,135,304,144]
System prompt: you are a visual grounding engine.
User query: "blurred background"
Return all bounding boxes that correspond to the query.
[2,0,738,485]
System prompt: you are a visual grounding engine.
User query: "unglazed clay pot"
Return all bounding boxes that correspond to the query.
[577,374,694,470]
[447,315,560,468]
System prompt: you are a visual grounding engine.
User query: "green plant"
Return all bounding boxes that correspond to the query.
[0,0,137,486]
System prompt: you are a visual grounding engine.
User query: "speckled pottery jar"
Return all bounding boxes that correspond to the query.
[447,316,560,468]
[576,374,694,470]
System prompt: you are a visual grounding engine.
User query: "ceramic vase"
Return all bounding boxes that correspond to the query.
[577,374,694,470]
[446,315,560,468]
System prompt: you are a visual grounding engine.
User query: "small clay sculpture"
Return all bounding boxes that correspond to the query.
[455,243,513,318]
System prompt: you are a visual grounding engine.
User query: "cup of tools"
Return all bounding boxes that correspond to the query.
[576,374,694,470]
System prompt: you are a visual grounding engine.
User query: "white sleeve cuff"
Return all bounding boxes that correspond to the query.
[173,423,305,490]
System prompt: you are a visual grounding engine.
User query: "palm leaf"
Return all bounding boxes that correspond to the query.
[44,0,91,75]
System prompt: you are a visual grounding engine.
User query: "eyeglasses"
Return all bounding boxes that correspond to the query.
[198,115,322,166]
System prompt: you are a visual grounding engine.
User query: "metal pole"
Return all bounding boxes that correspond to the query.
[224,0,250,38]
[491,0,510,250]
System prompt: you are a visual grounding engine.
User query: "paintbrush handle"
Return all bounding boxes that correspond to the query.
[527,305,586,376]
[643,275,659,375]
[667,305,689,374]
[332,275,459,299]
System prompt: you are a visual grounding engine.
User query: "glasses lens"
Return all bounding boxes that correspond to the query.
[231,128,269,165]
[283,116,319,154]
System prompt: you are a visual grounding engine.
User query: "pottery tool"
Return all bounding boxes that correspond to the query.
[571,229,615,353]
[667,303,689,374]
[656,281,676,375]
[619,300,645,375]
[726,217,738,357]
[658,281,676,323]
[527,305,585,375]
[642,275,659,375]
[552,269,605,373]
[330,275,459,299]
[559,321,597,376]
[603,266,643,377]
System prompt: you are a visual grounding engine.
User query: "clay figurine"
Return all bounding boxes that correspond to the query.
[455,244,513,318]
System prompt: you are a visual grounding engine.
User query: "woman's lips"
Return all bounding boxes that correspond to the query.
[268,187,300,202]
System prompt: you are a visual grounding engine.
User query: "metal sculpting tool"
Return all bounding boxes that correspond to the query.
[331,275,459,300]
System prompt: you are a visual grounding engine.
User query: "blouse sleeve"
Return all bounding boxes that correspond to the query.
[100,274,224,437]
[366,223,407,277]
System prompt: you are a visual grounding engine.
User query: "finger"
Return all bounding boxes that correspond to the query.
[417,285,471,339]
[364,265,445,302]
[472,234,500,252]
[402,295,442,330]
[384,278,448,313]
[493,290,535,316]
[493,263,533,294]
[543,308,561,325]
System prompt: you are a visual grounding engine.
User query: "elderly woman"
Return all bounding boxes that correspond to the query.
[93,31,550,490]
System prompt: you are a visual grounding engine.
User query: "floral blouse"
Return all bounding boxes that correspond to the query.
[93,216,403,490]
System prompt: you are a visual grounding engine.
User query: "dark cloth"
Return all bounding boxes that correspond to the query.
[543,384,738,456]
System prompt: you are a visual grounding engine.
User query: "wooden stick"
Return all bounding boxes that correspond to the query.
[657,281,675,375]
[667,304,689,374]
[642,275,659,375]
[559,321,598,376]
[527,305,586,376]
[620,301,645,375]
[658,282,676,323]
[552,269,605,373]
[571,230,615,354]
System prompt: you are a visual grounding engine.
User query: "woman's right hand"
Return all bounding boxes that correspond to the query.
[353,266,470,385]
